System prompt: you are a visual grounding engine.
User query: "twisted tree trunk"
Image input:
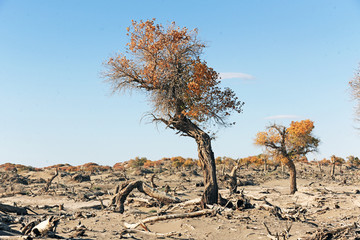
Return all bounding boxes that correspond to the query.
[195,131,218,204]
[162,115,219,205]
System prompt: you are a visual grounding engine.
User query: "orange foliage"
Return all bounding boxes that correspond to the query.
[319,158,330,166]
[255,120,319,160]
[287,119,314,136]
[0,163,17,172]
[143,160,155,169]
[183,158,195,168]
[153,159,165,167]
[0,163,38,172]
[105,19,243,126]
[63,166,80,172]
[171,156,186,168]
[113,162,125,171]
[296,156,309,163]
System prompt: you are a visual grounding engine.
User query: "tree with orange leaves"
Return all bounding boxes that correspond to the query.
[104,19,244,204]
[254,120,320,194]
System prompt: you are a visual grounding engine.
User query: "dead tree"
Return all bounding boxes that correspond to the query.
[150,174,157,188]
[41,169,58,193]
[263,222,292,240]
[111,180,180,213]
[225,165,238,194]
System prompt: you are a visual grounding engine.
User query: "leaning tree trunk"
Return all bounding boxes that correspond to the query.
[195,131,219,205]
[165,115,219,205]
[283,157,297,194]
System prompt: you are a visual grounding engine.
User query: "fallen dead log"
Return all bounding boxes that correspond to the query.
[305,222,359,240]
[0,192,26,198]
[111,180,181,213]
[0,203,27,215]
[67,222,87,238]
[252,197,317,227]
[263,222,292,240]
[124,209,215,229]
[120,228,178,238]
[165,197,202,212]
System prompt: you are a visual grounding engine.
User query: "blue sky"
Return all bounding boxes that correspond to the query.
[0,0,360,167]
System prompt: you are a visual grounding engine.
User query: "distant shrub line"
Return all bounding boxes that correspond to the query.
[1,155,359,173]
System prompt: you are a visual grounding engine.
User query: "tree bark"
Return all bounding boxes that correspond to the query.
[124,209,214,229]
[195,131,219,205]
[263,158,267,172]
[283,158,297,194]
[226,165,238,194]
[330,162,335,177]
[162,115,219,205]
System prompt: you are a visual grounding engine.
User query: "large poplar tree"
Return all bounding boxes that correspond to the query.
[104,19,244,204]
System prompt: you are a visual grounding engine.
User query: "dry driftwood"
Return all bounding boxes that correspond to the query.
[21,220,39,235]
[31,216,59,237]
[305,222,359,240]
[226,165,239,194]
[263,222,292,240]
[120,228,178,238]
[0,203,27,215]
[251,197,317,228]
[0,191,26,198]
[112,180,180,213]
[150,173,157,188]
[67,221,87,238]
[41,169,58,193]
[124,209,215,229]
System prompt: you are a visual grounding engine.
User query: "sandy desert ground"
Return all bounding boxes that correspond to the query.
[1,161,360,239]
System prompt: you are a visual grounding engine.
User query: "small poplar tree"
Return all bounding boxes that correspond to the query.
[255,120,320,194]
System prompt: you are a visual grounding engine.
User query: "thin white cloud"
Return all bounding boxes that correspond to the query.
[219,72,255,80]
[265,115,301,120]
